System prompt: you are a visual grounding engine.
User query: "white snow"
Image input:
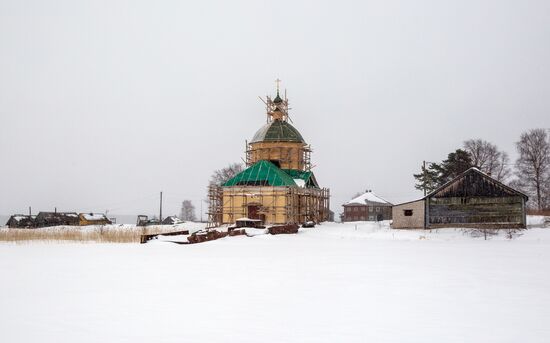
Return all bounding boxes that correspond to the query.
[346,190,391,205]
[294,178,306,187]
[81,213,107,220]
[244,227,268,236]
[1,220,550,342]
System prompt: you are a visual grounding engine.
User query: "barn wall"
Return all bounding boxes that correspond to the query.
[391,200,425,229]
[427,196,525,228]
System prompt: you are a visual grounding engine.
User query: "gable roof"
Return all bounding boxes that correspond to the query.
[282,169,320,188]
[427,167,528,200]
[345,191,392,206]
[223,160,297,187]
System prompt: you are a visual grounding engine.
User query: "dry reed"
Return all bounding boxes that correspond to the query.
[0,225,182,244]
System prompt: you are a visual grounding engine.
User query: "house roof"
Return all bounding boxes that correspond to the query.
[37,212,78,218]
[345,191,392,206]
[250,120,305,143]
[223,160,298,187]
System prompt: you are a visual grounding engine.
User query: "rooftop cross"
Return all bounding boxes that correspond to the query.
[275,78,281,93]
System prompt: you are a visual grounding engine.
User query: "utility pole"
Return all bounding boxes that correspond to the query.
[423,160,427,196]
[159,191,163,222]
[29,206,31,217]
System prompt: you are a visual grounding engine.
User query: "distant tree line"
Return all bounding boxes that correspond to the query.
[414,128,550,210]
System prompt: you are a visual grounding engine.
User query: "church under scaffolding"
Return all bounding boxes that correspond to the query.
[208,82,330,227]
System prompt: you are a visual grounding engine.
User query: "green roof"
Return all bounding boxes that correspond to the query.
[223,160,297,187]
[282,169,319,188]
[251,120,305,143]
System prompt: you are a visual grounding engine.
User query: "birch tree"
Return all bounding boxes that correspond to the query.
[515,129,550,210]
[463,139,511,181]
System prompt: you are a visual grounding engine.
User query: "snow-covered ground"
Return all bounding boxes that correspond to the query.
[1,220,549,342]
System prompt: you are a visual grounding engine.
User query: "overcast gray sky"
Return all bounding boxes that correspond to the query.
[1,0,549,218]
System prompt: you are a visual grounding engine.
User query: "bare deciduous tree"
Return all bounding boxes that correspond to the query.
[180,200,196,221]
[209,163,244,186]
[463,139,511,181]
[514,129,550,210]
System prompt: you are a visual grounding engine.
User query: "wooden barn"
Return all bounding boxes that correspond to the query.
[78,213,112,226]
[207,82,330,227]
[342,190,392,222]
[6,215,36,228]
[35,212,80,227]
[392,168,528,229]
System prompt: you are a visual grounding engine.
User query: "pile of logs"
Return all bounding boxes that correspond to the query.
[228,228,247,236]
[142,223,302,245]
[187,229,228,244]
[268,224,299,235]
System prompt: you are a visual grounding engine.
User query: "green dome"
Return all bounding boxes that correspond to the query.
[251,120,305,143]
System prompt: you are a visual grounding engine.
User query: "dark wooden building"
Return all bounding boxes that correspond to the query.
[6,215,36,228]
[392,168,528,229]
[35,212,80,227]
[342,190,393,222]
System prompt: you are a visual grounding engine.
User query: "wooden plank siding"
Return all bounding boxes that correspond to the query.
[428,196,525,227]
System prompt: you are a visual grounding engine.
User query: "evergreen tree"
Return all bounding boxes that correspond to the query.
[414,149,474,194]
[439,149,473,184]
[413,162,442,195]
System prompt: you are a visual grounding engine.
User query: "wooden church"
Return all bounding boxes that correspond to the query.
[208,82,330,226]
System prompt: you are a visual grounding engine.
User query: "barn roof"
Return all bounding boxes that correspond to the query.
[393,167,528,207]
[250,120,305,143]
[427,167,528,200]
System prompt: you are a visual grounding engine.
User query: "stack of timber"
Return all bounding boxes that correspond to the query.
[268,223,299,235]
[187,229,229,244]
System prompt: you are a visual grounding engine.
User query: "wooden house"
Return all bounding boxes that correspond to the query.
[78,213,112,226]
[342,190,392,222]
[6,215,36,228]
[392,168,528,229]
[35,212,80,227]
[208,83,330,226]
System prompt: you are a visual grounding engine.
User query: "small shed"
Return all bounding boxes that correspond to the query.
[35,212,80,228]
[78,213,112,226]
[342,190,393,222]
[6,215,36,228]
[392,168,528,229]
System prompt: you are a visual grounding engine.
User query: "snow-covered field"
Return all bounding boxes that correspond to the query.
[1,220,549,342]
